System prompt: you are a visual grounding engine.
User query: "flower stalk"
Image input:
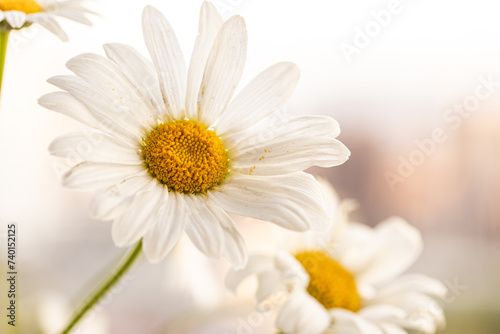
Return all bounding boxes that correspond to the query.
[0,30,10,97]
[60,239,143,334]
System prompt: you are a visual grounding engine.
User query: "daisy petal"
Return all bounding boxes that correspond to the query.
[143,191,186,263]
[28,13,68,41]
[376,274,448,300]
[66,53,155,129]
[216,62,300,135]
[183,195,225,258]
[185,1,223,120]
[142,6,186,119]
[197,15,247,126]
[49,131,141,165]
[355,217,423,286]
[276,289,330,334]
[210,172,329,231]
[89,176,154,221]
[358,305,406,323]
[225,255,276,292]
[53,8,93,25]
[103,43,164,118]
[329,309,384,334]
[5,10,27,29]
[112,182,164,247]
[38,91,98,129]
[47,75,143,145]
[230,115,350,175]
[395,293,445,333]
[218,212,248,269]
[255,270,287,304]
[379,323,407,334]
[63,162,146,190]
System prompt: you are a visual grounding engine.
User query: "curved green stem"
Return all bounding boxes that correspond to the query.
[61,240,143,334]
[0,31,9,97]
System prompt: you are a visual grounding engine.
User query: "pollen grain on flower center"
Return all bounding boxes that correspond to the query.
[0,0,42,14]
[142,120,229,194]
[295,250,361,312]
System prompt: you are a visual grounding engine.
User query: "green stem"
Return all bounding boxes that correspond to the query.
[0,31,9,97]
[61,240,143,334]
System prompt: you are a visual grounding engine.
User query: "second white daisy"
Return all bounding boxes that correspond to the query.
[226,183,447,333]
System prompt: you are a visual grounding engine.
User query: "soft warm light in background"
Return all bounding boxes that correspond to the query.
[1,0,500,333]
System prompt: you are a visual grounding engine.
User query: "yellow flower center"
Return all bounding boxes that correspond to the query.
[0,0,42,14]
[295,251,361,312]
[142,120,229,193]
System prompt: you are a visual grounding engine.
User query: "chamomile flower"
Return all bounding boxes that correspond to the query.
[40,3,350,269]
[0,0,94,40]
[226,183,447,333]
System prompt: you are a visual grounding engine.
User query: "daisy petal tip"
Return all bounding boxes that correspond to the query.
[142,5,161,19]
[227,14,246,30]
[229,253,249,271]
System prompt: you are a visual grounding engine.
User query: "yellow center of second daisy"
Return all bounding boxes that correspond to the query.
[142,120,229,193]
[295,250,361,312]
[0,0,42,14]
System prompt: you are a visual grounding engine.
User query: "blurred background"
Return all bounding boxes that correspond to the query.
[1,0,500,333]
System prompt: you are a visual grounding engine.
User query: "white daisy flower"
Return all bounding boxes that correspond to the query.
[39,3,350,269]
[226,183,447,333]
[0,0,94,41]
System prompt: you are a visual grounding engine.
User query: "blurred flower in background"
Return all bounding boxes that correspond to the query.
[227,181,447,334]
[0,0,94,41]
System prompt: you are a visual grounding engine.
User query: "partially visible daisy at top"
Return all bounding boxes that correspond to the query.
[0,0,94,40]
[0,0,95,94]
[40,2,350,269]
[226,179,447,334]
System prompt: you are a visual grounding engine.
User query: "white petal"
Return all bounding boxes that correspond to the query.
[5,11,27,29]
[210,172,329,231]
[329,309,384,334]
[103,43,165,118]
[89,175,154,221]
[143,191,186,263]
[225,254,276,292]
[218,210,248,269]
[230,115,349,175]
[355,217,423,286]
[28,13,68,41]
[183,195,225,258]
[379,323,407,334]
[358,305,406,323]
[142,6,186,119]
[49,131,142,165]
[197,15,247,126]
[66,53,156,129]
[184,195,247,268]
[255,270,287,304]
[63,162,146,190]
[185,1,223,120]
[112,182,164,247]
[47,75,143,146]
[216,62,300,135]
[375,274,447,300]
[39,91,98,129]
[330,222,374,272]
[276,289,330,334]
[52,8,93,25]
[385,293,445,332]
[275,251,310,289]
